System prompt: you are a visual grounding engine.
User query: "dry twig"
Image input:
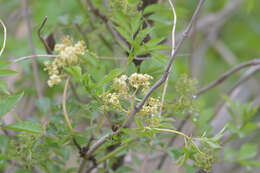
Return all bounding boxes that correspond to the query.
[0,19,7,57]
[22,0,43,98]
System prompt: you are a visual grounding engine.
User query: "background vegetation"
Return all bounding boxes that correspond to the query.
[0,0,260,173]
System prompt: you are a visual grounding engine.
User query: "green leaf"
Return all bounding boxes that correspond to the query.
[246,160,260,168]
[0,92,24,117]
[143,4,168,15]
[94,68,123,88]
[0,60,11,68]
[238,144,258,161]
[0,69,17,77]
[112,10,130,32]
[205,140,221,149]
[224,147,238,161]
[114,26,132,43]
[135,117,144,129]
[116,166,133,173]
[240,122,258,137]
[77,53,97,66]
[134,27,153,46]
[3,121,42,134]
[64,66,82,81]
[130,14,142,34]
[0,80,10,95]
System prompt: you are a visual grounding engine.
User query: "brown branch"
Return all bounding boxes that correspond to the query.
[22,0,43,98]
[37,16,53,54]
[197,59,260,95]
[213,65,260,118]
[78,0,206,172]
[86,0,128,47]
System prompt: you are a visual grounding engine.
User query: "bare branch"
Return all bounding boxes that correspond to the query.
[159,0,177,116]
[197,59,260,95]
[37,16,53,54]
[22,0,43,98]
[0,19,7,57]
[13,54,57,64]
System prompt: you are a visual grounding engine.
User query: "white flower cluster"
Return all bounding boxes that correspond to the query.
[102,93,120,106]
[44,36,86,87]
[139,97,161,116]
[113,75,128,95]
[129,73,153,93]
[102,73,155,113]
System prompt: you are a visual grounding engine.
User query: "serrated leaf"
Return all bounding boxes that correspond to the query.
[0,92,24,117]
[130,14,142,34]
[134,27,153,45]
[112,10,130,32]
[0,69,17,77]
[3,121,42,134]
[114,26,132,43]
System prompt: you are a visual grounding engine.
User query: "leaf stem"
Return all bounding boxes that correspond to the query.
[147,127,203,154]
[62,75,74,133]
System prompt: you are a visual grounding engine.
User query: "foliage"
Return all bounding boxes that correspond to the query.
[0,0,260,173]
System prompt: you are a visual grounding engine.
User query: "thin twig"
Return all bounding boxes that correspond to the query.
[86,0,128,47]
[78,0,206,170]
[159,0,177,116]
[0,19,7,57]
[13,54,57,63]
[37,16,53,54]
[197,59,260,95]
[62,75,74,132]
[22,0,43,98]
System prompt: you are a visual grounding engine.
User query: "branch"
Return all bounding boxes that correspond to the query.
[22,0,43,98]
[197,59,260,95]
[13,54,56,64]
[86,0,128,47]
[0,19,7,57]
[159,0,177,116]
[78,1,206,171]
[37,16,53,54]
[62,75,74,133]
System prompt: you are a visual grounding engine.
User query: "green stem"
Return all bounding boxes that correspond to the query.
[97,140,133,164]
[147,127,203,154]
